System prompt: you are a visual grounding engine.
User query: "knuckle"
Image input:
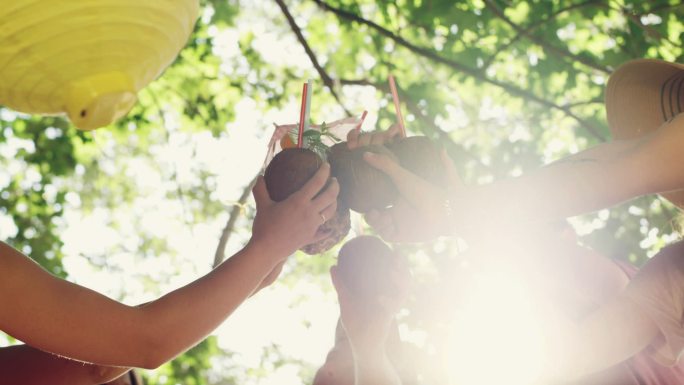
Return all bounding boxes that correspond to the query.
[327,183,340,197]
[291,196,308,210]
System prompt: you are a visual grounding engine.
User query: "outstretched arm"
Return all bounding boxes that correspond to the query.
[545,241,684,382]
[0,344,130,385]
[455,115,684,227]
[546,292,660,382]
[362,114,684,241]
[0,166,339,369]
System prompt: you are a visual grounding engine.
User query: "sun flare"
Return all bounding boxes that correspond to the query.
[446,272,550,385]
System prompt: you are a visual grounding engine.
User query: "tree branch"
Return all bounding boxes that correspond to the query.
[312,0,608,142]
[274,0,351,115]
[647,1,684,15]
[482,0,602,70]
[618,4,682,49]
[213,175,258,268]
[565,97,604,108]
[483,0,611,74]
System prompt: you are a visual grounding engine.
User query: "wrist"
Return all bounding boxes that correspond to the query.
[351,342,387,360]
[352,347,399,383]
[243,238,289,269]
[349,332,388,357]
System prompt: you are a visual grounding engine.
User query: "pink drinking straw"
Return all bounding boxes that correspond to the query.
[297,82,308,148]
[355,110,368,133]
[388,75,406,137]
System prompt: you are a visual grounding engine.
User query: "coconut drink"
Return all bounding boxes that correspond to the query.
[336,236,397,300]
[263,147,351,256]
[328,143,399,214]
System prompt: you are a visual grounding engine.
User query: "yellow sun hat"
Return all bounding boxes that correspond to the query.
[0,0,199,131]
[605,59,684,208]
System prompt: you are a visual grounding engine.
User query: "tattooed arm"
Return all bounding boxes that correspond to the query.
[452,113,684,227]
[362,114,684,241]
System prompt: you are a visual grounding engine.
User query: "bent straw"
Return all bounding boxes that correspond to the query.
[297,82,308,148]
[388,75,406,137]
[355,110,368,133]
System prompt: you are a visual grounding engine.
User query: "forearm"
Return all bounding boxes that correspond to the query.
[353,347,402,385]
[456,116,684,228]
[548,296,659,382]
[1,240,281,368]
[515,233,629,311]
[137,240,280,367]
[457,156,635,228]
[0,344,129,385]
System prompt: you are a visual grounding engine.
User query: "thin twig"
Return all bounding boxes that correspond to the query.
[649,2,684,13]
[213,174,258,268]
[312,0,608,142]
[615,2,682,49]
[564,98,605,108]
[274,0,351,115]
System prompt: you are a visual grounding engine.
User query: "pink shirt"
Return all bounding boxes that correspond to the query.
[483,227,684,385]
[579,258,684,385]
[624,242,684,368]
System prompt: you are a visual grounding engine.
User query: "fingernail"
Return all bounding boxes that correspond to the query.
[363,152,376,159]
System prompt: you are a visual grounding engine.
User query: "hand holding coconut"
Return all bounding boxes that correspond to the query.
[363,149,465,242]
[331,236,410,351]
[329,236,410,385]
[346,123,402,149]
[0,168,339,371]
[251,163,339,259]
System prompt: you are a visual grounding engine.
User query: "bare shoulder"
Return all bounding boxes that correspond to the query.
[659,240,684,260]
[637,240,684,276]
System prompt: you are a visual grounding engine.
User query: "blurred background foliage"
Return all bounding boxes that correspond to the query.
[1,0,683,383]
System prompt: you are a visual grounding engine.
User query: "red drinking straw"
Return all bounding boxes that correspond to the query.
[297,82,308,148]
[388,75,406,137]
[355,110,368,133]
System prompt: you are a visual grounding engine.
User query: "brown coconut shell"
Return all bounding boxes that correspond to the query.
[386,136,447,188]
[264,148,323,201]
[264,148,350,255]
[336,236,396,299]
[328,143,398,213]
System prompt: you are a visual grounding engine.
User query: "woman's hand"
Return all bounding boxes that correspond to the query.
[363,150,464,242]
[249,163,339,261]
[346,123,401,149]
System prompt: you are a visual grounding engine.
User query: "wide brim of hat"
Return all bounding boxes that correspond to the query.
[605,59,684,209]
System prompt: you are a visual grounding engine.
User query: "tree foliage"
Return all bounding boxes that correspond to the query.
[1,0,683,383]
